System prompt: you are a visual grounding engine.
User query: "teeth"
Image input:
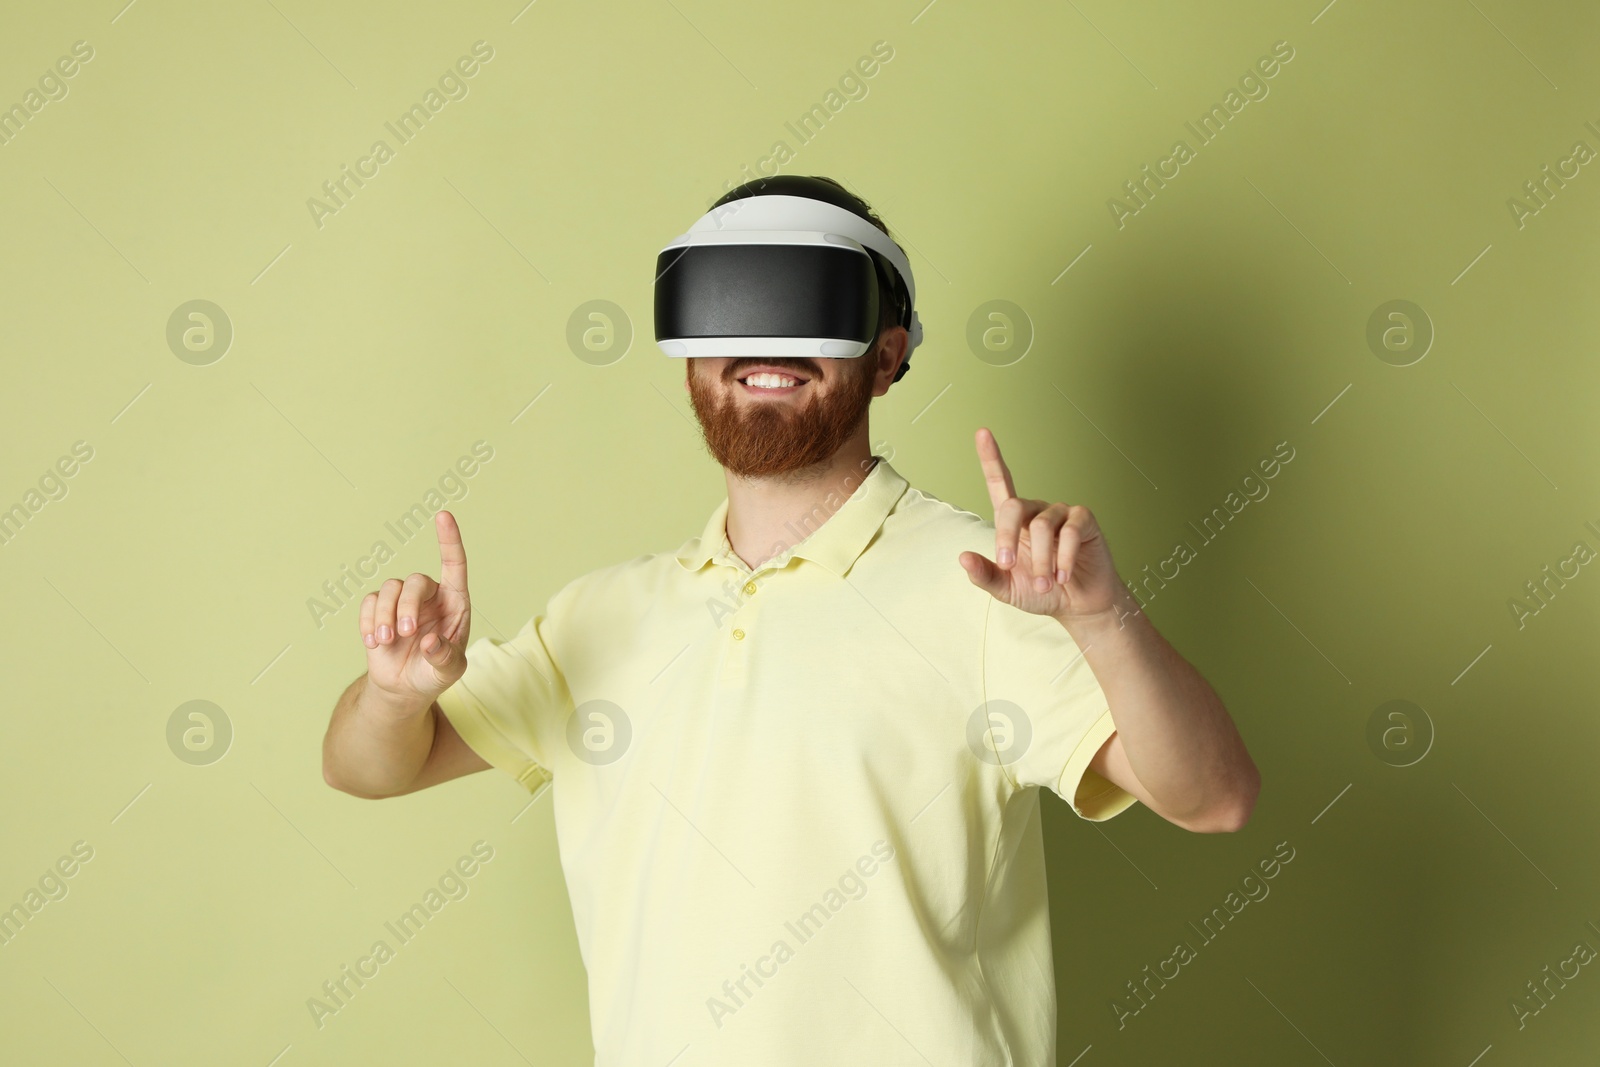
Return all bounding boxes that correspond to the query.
[743,373,800,388]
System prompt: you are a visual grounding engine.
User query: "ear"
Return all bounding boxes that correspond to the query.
[871,326,909,397]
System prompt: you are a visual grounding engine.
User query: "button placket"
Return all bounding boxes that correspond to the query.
[708,561,750,690]
[726,563,768,690]
[731,571,764,640]
[708,547,789,690]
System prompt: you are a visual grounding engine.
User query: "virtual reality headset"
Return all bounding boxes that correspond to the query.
[653,189,923,378]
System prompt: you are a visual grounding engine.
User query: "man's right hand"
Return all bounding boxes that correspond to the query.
[360,510,473,712]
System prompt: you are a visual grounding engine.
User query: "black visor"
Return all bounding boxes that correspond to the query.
[654,243,881,342]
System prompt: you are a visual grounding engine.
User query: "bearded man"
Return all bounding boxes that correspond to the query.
[321,174,1259,1066]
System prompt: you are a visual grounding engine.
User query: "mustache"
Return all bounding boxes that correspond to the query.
[726,358,821,380]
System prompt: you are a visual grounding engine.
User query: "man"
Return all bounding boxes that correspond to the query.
[321,176,1259,1065]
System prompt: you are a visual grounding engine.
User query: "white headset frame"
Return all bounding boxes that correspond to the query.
[656,194,924,359]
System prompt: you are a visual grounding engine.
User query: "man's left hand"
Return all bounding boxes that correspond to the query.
[958,427,1121,622]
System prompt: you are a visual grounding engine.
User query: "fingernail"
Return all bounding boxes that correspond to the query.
[399,616,414,635]
[998,548,1013,567]
[1056,569,1067,584]
[1034,575,1050,592]
[364,633,377,648]
[378,624,392,642]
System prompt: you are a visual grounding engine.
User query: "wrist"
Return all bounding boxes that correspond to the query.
[1054,581,1145,641]
[360,676,435,722]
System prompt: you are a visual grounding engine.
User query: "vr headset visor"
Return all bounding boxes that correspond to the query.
[654,194,923,362]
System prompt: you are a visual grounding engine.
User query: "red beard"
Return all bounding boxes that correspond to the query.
[686,356,876,478]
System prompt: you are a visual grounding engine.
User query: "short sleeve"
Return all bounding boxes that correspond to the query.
[436,585,576,794]
[979,597,1138,822]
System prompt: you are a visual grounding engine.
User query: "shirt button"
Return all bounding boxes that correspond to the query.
[742,581,757,596]
[732,628,746,641]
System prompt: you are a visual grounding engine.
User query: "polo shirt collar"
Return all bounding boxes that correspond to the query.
[674,457,909,578]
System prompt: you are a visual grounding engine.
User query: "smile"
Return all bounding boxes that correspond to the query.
[737,371,808,393]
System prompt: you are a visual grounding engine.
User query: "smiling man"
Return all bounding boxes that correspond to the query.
[321,175,1260,1066]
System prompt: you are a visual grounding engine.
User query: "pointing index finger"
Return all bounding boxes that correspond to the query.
[975,427,1017,511]
[435,510,468,595]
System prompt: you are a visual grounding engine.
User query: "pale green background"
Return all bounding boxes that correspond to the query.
[2,0,1597,1064]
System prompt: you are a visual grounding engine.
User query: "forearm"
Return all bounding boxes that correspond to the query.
[322,674,439,798]
[1058,583,1258,826]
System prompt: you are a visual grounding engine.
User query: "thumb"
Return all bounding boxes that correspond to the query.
[420,630,463,686]
[959,551,1010,600]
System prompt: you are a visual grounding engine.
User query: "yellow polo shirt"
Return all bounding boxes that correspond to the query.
[438,456,1137,1065]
